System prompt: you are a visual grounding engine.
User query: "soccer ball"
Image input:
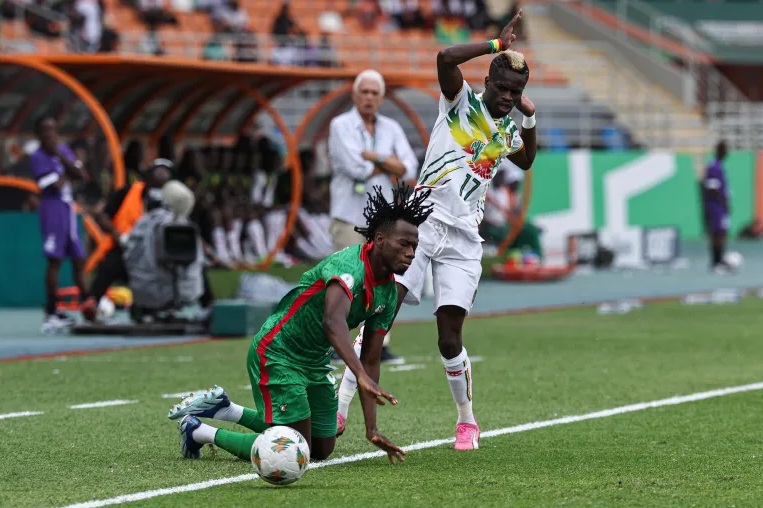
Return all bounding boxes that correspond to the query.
[96,296,116,321]
[251,426,310,486]
[725,251,744,269]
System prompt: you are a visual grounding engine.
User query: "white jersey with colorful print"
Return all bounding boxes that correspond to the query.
[416,80,524,241]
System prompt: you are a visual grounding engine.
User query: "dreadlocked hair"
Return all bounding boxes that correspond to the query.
[490,49,530,78]
[354,183,434,242]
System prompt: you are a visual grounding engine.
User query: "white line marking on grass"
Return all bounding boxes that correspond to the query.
[470,356,484,363]
[0,411,44,420]
[69,400,138,409]
[388,364,426,372]
[161,390,205,399]
[59,381,763,508]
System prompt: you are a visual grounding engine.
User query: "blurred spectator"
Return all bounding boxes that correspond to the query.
[98,26,120,52]
[212,0,249,32]
[25,0,65,38]
[139,21,165,55]
[271,24,307,66]
[233,31,259,62]
[315,33,340,68]
[70,0,103,52]
[203,30,229,61]
[29,114,91,333]
[355,0,380,31]
[433,0,493,36]
[272,1,295,37]
[81,158,172,321]
[702,140,732,273]
[486,1,526,41]
[380,0,426,30]
[136,0,178,27]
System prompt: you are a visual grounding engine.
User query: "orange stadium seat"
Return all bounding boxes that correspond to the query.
[0,0,566,85]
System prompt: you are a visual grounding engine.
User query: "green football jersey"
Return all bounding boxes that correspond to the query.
[252,243,398,366]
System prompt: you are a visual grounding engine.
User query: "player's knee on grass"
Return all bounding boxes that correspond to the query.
[436,305,467,359]
[283,419,335,460]
[309,436,336,461]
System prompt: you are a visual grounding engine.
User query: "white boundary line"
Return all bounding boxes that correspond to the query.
[68,400,138,409]
[60,381,763,508]
[0,411,44,420]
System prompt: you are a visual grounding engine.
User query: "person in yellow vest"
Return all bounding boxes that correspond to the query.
[80,159,173,321]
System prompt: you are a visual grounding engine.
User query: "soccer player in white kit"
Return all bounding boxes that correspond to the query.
[336,10,537,450]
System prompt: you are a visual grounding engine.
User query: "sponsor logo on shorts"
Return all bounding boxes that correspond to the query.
[279,404,288,413]
[374,304,385,314]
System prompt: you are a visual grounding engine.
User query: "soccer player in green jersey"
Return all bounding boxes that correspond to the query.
[168,184,433,464]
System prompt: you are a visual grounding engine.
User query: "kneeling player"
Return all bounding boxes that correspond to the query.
[168,184,433,463]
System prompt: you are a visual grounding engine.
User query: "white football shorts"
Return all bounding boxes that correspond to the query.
[395,217,482,314]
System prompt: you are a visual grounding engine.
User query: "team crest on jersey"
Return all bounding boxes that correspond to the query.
[446,90,514,179]
[340,273,355,289]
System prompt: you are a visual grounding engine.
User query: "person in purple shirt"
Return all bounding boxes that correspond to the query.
[29,115,91,333]
[702,140,731,273]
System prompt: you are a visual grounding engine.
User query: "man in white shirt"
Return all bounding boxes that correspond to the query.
[328,69,419,252]
[335,11,537,451]
[327,69,419,364]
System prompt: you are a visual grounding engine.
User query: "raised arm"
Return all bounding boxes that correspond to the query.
[436,10,523,100]
[508,95,537,170]
[57,147,89,181]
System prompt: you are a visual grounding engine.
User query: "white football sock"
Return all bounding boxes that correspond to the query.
[382,330,391,347]
[212,402,244,423]
[337,326,363,419]
[442,347,476,425]
[191,422,218,444]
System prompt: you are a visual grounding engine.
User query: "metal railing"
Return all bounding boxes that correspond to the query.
[574,0,760,149]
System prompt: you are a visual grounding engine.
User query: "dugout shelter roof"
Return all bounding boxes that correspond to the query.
[0,54,441,270]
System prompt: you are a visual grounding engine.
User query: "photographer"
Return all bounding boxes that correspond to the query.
[81,158,172,320]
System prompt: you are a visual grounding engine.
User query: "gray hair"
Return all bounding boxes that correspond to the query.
[353,69,385,96]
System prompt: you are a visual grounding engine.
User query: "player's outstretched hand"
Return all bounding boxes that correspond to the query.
[358,375,398,406]
[516,95,536,118]
[367,431,406,464]
[498,8,522,50]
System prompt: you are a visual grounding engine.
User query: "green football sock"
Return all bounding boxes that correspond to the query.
[214,429,259,460]
[238,407,268,432]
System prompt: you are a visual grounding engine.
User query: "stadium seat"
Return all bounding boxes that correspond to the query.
[601,126,628,151]
[543,127,570,151]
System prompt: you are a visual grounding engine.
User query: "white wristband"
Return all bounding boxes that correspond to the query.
[522,114,536,129]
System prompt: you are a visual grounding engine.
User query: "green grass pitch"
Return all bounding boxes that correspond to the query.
[2,299,763,507]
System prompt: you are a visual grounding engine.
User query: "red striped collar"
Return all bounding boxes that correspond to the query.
[360,242,392,311]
